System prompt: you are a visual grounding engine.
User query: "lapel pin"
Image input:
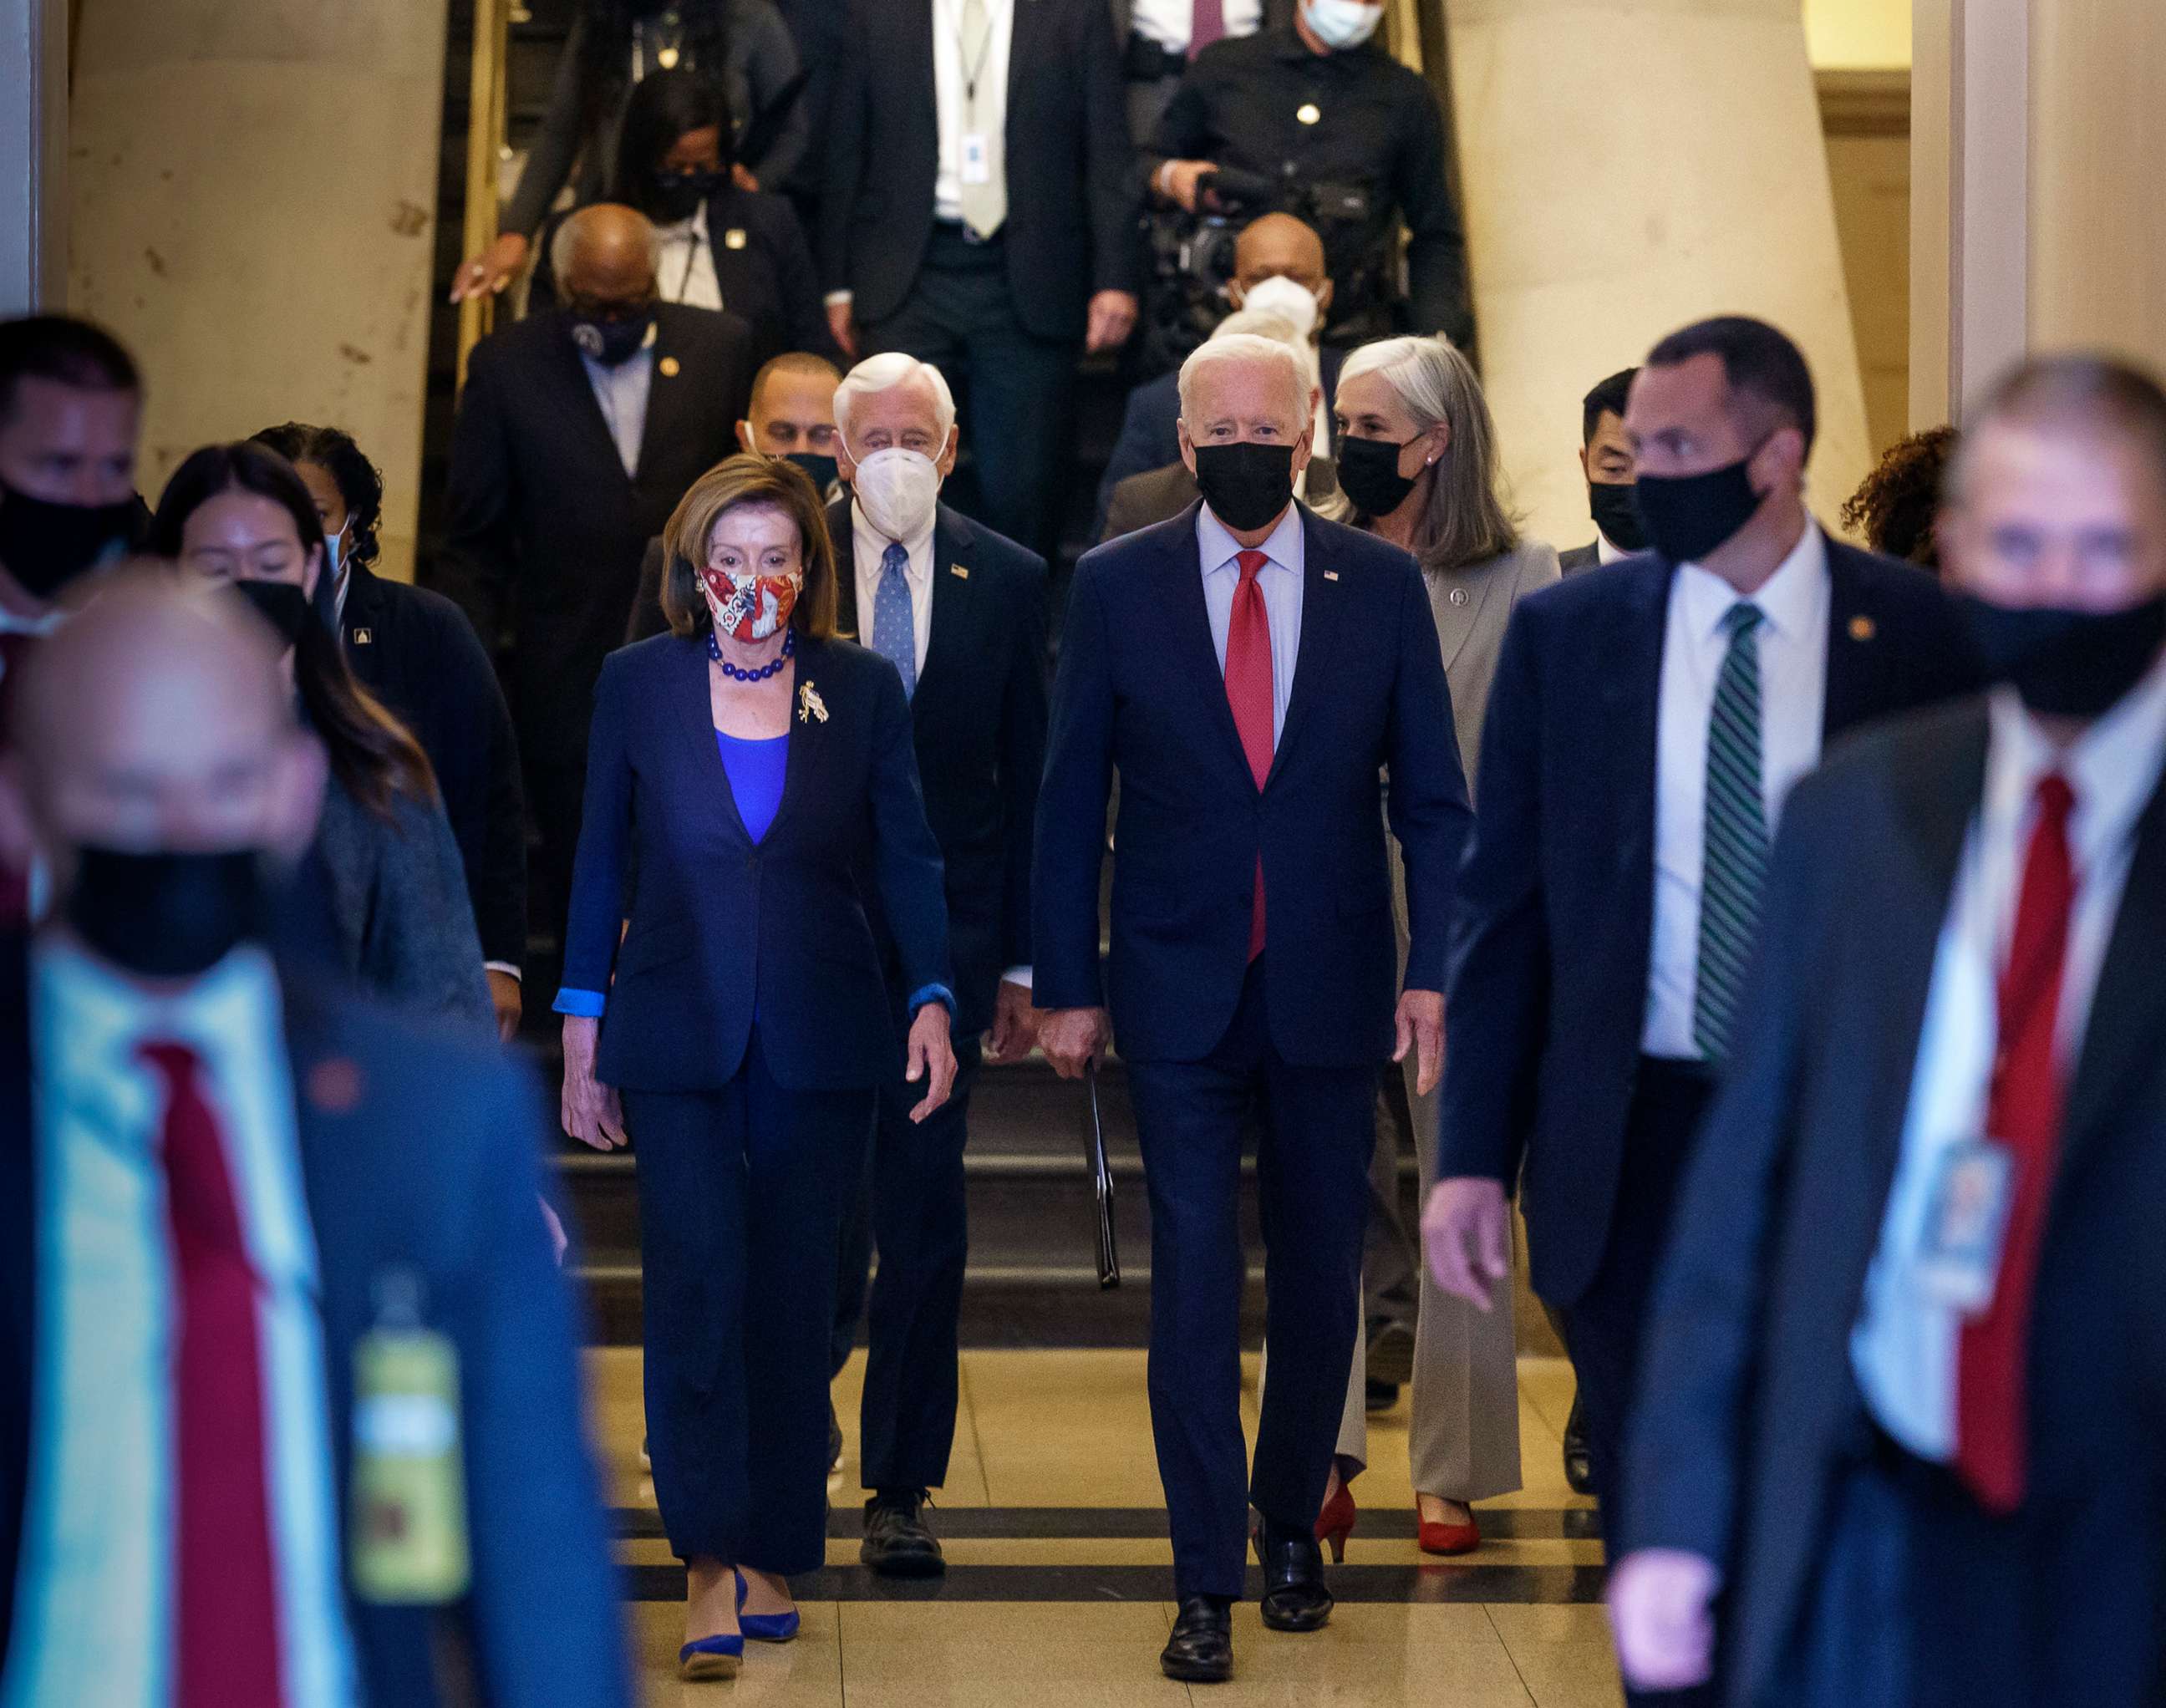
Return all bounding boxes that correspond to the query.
[1448,586,1469,607]
[1849,614,1877,642]
[658,355,681,378]
[1323,570,1340,582]
[950,563,969,579]
[306,1057,364,1115]
[798,681,829,724]
[352,628,373,645]
[724,227,748,251]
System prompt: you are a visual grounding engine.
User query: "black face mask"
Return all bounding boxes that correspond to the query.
[0,477,138,599]
[784,451,839,494]
[1335,435,1420,519]
[1589,479,1647,554]
[650,168,727,225]
[1955,592,2166,720]
[1192,441,1296,533]
[571,310,654,369]
[231,577,312,648]
[1634,453,1767,565]
[65,845,268,980]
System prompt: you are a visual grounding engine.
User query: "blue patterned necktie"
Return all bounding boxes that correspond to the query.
[1692,601,1769,1061]
[872,541,917,699]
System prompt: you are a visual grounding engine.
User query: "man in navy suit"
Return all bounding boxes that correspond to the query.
[0,572,628,1707]
[1421,318,1978,1703]
[1035,333,1471,1684]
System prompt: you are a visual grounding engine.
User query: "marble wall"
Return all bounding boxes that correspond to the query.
[67,0,448,582]
[0,0,67,313]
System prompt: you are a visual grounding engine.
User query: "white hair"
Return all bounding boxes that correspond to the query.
[550,205,662,288]
[1177,332,1309,430]
[833,352,957,448]
[1213,309,1320,392]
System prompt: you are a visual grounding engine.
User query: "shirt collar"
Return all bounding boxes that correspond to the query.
[853,500,936,579]
[655,201,710,246]
[1197,499,1304,578]
[1676,521,1828,644]
[1985,649,2166,877]
[1596,531,1629,565]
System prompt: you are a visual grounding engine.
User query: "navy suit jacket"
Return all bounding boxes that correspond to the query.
[563,631,953,1093]
[0,936,629,1708]
[1034,500,1472,1065]
[1435,535,1984,1309]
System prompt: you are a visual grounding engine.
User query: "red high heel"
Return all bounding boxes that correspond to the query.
[1417,1501,1481,1558]
[1314,1482,1357,1563]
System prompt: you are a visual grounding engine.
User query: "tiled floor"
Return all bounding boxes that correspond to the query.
[588,1349,1621,1705]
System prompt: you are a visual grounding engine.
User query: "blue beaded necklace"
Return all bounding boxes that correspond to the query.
[709,626,796,681]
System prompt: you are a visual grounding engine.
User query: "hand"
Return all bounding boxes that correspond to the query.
[1086,290,1139,355]
[1158,159,1218,214]
[1609,1550,1721,1693]
[559,1016,628,1151]
[826,301,859,358]
[537,1193,570,1266]
[1393,988,1445,1096]
[985,977,1040,1065]
[450,231,529,303]
[905,1002,959,1122]
[1036,1005,1110,1080]
[1421,1176,1511,1312]
[731,161,760,193]
[486,968,523,1044]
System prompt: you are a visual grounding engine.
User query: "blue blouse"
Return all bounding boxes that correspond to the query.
[714,729,788,845]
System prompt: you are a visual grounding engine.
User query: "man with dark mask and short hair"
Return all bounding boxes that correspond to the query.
[1561,365,1645,574]
[1035,331,1470,1685]
[1422,315,1980,1708]
[1611,355,2166,1708]
[0,569,631,1706]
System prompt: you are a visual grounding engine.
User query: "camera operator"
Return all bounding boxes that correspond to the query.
[1144,0,1471,348]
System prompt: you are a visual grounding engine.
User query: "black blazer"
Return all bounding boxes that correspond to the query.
[0,937,629,1705]
[1621,704,2166,1706]
[432,303,755,776]
[562,632,953,1093]
[828,498,1049,1036]
[527,183,841,369]
[820,0,1143,340]
[1034,500,1472,1064]
[338,561,526,969]
[1435,536,1984,1309]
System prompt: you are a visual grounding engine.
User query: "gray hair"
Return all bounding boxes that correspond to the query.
[1178,333,1309,433]
[833,352,957,449]
[550,205,662,287]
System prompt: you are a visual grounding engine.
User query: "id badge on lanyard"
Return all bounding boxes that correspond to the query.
[350,1268,470,1604]
[1913,1138,2018,1315]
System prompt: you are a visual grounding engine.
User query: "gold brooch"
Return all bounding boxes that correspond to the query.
[798,681,828,724]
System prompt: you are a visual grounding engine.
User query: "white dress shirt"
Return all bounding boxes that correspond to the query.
[579,333,656,479]
[852,500,937,678]
[4,940,359,1708]
[1129,0,1264,51]
[1641,523,1830,1057]
[932,0,1014,226]
[654,201,725,313]
[1197,501,1304,745]
[1597,531,1630,565]
[1849,658,2166,1460]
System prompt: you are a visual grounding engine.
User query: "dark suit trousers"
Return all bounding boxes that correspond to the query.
[865,225,1077,567]
[830,1036,984,1493]
[1126,958,1375,1600]
[623,1033,875,1575]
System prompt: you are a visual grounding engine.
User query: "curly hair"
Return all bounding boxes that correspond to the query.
[1842,425,1959,572]
[249,421,385,573]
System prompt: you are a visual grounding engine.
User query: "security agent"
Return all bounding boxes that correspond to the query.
[1145,0,1471,348]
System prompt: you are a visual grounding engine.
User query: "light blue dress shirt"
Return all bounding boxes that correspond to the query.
[580,340,654,479]
[1196,500,1305,745]
[4,940,358,1708]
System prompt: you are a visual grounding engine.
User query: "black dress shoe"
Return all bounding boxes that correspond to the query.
[1253,1517,1334,1632]
[1364,1378,1401,1413]
[1563,1394,1594,1496]
[1366,1316,1416,1387]
[1161,1594,1233,1683]
[861,1490,945,1578]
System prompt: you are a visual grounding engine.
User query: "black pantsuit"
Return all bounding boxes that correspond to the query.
[1125,959,1375,1599]
[627,1042,874,1573]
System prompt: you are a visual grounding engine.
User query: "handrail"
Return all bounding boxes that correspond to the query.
[455,0,512,390]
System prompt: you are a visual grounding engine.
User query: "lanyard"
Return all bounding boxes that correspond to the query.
[940,0,998,112]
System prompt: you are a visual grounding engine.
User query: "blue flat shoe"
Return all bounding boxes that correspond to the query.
[678,1633,745,1680]
[736,1570,801,1643]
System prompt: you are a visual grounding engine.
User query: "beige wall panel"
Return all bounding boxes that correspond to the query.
[1443,0,1874,555]
[69,0,447,583]
[1825,128,1911,454]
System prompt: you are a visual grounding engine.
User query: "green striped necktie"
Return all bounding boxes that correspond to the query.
[1692,601,1769,1061]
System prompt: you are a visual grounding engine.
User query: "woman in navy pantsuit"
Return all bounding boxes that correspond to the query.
[556,455,957,1680]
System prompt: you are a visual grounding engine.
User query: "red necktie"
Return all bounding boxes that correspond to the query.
[140,1041,287,1708]
[1189,0,1226,58]
[1954,773,2077,1515]
[0,632,33,928]
[1224,549,1274,960]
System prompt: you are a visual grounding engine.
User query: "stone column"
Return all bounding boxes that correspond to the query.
[68,0,449,581]
[1438,0,1875,552]
[0,0,69,313]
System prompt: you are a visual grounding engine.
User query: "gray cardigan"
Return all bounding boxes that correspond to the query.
[1420,537,1561,792]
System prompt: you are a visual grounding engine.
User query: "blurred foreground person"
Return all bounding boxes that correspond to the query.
[556,456,954,1679]
[0,570,629,1707]
[1610,358,2166,1708]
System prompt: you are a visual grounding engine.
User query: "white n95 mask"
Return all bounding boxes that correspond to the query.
[1238,275,1320,341]
[850,447,943,542]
